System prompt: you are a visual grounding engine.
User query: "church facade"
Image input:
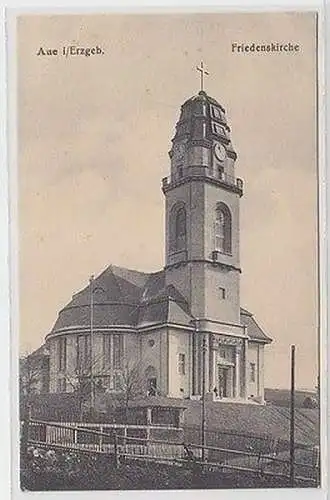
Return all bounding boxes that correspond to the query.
[45,88,272,403]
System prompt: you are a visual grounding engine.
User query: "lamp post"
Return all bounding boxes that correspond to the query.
[89,275,95,410]
[89,276,107,412]
[201,334,207,462]
[191,317,207,461]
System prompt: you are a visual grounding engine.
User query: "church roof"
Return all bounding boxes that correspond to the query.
[26,343,50,359]
[240,308,272,344]
[182,90,225,110]
[47,265,271,343]
[48,266,191,336]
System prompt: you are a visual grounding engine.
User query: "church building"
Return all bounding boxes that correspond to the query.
[44,73,272,403]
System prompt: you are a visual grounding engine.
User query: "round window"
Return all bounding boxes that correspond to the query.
[148,339,155,347]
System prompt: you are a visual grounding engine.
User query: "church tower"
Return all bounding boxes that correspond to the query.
[162,71,243,326]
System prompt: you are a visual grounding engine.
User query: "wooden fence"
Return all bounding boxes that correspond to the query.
[184,424,319,463]
[21,419,320,485]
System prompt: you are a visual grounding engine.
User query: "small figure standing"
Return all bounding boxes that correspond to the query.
[183,443,195,462]
[148,384,156,396]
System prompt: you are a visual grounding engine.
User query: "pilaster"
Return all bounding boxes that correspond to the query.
[243,338,249,400]
[234,345,241,398]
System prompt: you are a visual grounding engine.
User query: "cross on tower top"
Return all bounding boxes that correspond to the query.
[196,61,209,92]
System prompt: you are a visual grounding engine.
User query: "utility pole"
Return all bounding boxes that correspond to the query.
[289,345,296,487]
[90,275,95,411]
[201,334,207,462]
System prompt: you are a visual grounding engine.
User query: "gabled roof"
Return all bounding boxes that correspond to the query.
[240,308,272,344]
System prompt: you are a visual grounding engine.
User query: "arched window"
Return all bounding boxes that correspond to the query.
[170,203,187,252]
[215,210,225,252]
[215,203,232,254]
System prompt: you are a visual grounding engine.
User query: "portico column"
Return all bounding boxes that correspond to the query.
[193,337,198,395]
[234,345,241,398]
[204,334,209,391]
[243,338,249,400]
[213,350,217,389]
[209,336,217,391]
[192,324,199,395]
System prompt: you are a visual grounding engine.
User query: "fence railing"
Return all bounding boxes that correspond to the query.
[184,424,320,465]
[22,419,319,484]
[25,419,182,452]
[185,442,319,482]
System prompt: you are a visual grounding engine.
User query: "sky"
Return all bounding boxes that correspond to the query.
[17,12,318,390]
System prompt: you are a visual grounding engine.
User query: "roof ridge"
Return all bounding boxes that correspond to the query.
[111,264,151,277]
[166,284,191,315]
[240,307,253,316]
[140,294,170,307]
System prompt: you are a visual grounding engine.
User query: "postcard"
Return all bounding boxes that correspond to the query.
[9,9,324,493]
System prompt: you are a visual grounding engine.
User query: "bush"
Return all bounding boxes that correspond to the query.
[302,397,318,409]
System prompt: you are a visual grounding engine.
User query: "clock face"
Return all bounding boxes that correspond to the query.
[214,142,226,162]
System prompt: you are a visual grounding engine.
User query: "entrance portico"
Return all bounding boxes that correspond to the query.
[214,341,242,399]
[191,324,249,400]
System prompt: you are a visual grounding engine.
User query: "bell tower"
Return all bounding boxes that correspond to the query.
[162,66,244,324]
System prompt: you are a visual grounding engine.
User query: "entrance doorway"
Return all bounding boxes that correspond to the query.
[145,366,157,396]
[147,377,157,396]
[218,365,233,398]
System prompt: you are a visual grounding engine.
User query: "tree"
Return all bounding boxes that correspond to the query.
[116,358,146,421]
[19,351,46,455]
[19,352,44,418]
[302,396,318,409]
[63,351,109,420]
[63,352,150,422]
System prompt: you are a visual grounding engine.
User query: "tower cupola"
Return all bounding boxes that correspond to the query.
[163,90,243,197]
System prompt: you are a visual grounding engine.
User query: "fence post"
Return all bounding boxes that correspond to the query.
[257,451,263,477]
[147,408,152,425]
[146,426,150,455]
[113,431,119,469]
[123,426,127,447]
[99,426,103,451]
[20,403,31,458]
[20,419,29,458]
[313,445,320,483]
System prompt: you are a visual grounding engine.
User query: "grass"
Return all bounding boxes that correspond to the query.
[182,399,319,446]
[21,454,317,490]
